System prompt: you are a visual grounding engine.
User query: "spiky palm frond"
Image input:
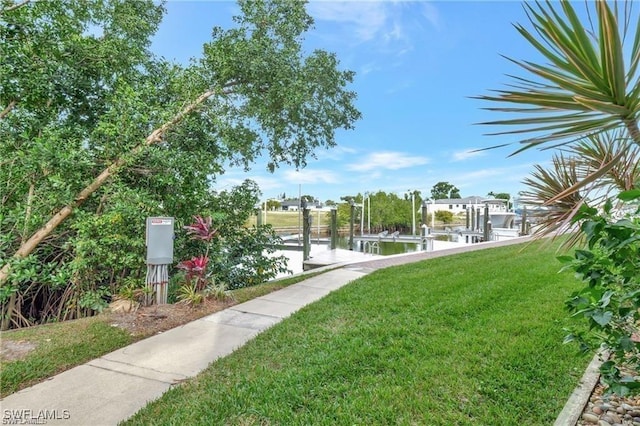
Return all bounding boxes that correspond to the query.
[521,130,640,246]
[521,154,586,246]
[570,130,640,191]
[477,1,640,151]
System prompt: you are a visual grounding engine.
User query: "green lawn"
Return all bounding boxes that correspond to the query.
[248,210,331,228]
[0,274,317,397]
[0,317,133,397]
[124,240,591,425]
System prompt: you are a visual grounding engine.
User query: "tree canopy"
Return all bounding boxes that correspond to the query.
[0,0,360,328]
[431,182,460,200]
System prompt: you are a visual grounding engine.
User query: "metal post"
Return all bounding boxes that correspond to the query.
[367,195,371,234]
[367,193,371,234]
[421,201,427,228]
[465,207,470,229]
[302,200,310,261]
[297,184,301,245]
[411,192,416,237]
[471,206,475,230]
[330,208,337,249]
[431,198,435,229]
[483,203,490,241]
[360,198,364,237]
[349,199,355,251]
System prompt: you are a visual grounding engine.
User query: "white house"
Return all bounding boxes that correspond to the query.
[430,196,508,215]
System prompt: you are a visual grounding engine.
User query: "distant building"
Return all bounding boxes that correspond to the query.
[281,200,300,211]
[431,196,508,215]
[280,199,323,211]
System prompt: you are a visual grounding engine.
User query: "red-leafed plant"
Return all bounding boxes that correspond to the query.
[176,216,224,304]
[176,255,209,291]
[183,215,218,243]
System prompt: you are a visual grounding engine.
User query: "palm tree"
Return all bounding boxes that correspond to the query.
[477,0,640,236]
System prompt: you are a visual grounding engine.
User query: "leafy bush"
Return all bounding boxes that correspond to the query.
[435,210,454,224]
[562,189,640,396]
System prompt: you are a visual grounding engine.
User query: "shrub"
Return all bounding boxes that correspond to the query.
[562,189,640,396]
[435,210,454,224]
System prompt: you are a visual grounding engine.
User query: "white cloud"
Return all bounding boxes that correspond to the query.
[385,80,413,95]
[283,169,341,184]
[420,2,442,31]
[307,2,387,43]
[452,149,486,162]
[360,62,380,75]
[454,163,536,193]
[315,145,358,161]
[347,151,430,172]
[308,1,440,47]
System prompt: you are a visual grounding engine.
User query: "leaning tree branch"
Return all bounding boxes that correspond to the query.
[0,100,17,120]
[0,0,30,15]
[0,86,234,285]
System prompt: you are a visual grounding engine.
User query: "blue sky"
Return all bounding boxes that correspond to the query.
[151,1,557,202]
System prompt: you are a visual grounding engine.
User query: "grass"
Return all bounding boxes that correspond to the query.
[0,273,316,397]
[124,240,591,425]
[0,316,132,396]
[248,211,331,228]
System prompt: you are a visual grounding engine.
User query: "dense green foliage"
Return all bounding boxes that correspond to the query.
[431,181,460,199]
[434,210,454,224]
[124,240,589,425]
[0,0,360,328]
[562,190,640,395]
[336,190,423,232]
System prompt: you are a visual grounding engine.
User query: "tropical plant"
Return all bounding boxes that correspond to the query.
[176,283,204,306]
[177,255,210,292]
[561,189,640,395]
[176,215,217,303]
[478,0,640,231]
[479,0,640,396]
[205,281,231,302]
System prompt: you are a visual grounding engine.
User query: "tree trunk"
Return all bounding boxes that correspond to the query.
[0,291,16,330]
[0,89,217,287]
[624,118,640,146]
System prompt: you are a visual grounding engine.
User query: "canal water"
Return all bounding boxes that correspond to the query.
[334,236,420,256]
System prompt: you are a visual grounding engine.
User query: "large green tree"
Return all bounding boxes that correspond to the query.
[337,191,423,232]
[0,0,360,328]
[431,182,459,200]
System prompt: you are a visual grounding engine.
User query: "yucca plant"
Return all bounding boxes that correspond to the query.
[480,0,640,395]
[478,0,640,227]
[520,130,640,242]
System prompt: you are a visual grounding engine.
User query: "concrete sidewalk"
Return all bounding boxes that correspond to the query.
[1,269,368,426]
[1,237,533,426]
